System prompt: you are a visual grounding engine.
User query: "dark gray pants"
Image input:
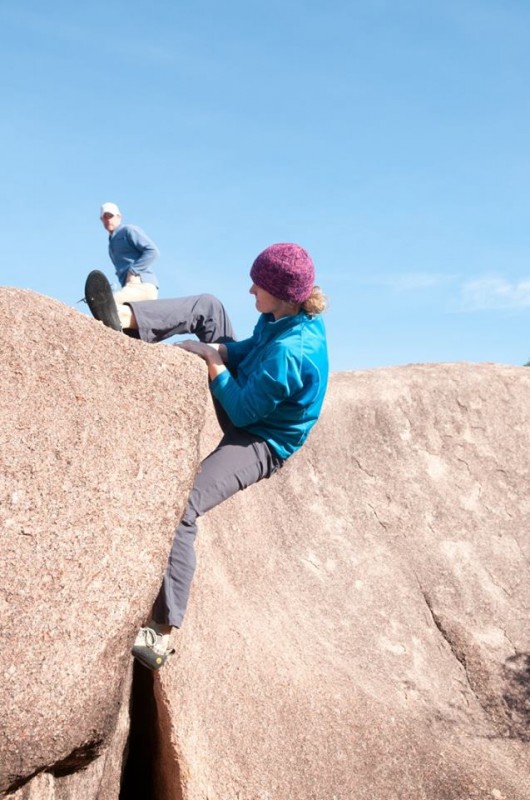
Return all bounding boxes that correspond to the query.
[131,292,283,627]
[153,427,283,628]
[128,293,236,344]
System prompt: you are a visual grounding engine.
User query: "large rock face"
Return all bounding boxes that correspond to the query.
[158,363,530,800]
[0,288,208,797]
[2,287,530,799]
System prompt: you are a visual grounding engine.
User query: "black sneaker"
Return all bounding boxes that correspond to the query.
[84,270,122,331]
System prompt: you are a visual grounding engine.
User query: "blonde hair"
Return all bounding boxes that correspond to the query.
[301,285,328,316]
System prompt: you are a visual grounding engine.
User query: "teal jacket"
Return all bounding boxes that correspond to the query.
[210,311,329,461]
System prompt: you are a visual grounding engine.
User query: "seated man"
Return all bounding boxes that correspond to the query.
[99,201,160,305]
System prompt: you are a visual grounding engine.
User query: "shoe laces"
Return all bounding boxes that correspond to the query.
[140,626,158,648]
[137,626,173,655]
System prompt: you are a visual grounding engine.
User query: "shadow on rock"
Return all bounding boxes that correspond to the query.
[503,653,530,741]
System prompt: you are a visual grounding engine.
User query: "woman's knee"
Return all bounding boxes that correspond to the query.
[180,498,200,529]
[197,293,224,313]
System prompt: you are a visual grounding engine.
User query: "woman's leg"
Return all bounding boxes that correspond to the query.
[123,294,236,344]
[152,428,283,628]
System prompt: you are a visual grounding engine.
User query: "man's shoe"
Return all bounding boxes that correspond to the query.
[131,626,175,671]
[84,270,122,331]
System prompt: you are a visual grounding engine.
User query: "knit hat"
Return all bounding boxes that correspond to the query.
[250,243,315,304]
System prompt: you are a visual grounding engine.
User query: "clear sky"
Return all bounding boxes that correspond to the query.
[2,1,530,372]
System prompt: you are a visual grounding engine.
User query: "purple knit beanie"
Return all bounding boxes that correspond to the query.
[250,243,315,304]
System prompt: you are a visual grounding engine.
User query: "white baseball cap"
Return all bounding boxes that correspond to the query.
[100,202,121,217]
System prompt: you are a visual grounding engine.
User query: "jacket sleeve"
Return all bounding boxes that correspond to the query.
[210,345,303,428]
[224,335,256,370]
[126,227,160,273]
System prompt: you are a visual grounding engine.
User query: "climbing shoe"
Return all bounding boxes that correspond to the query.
[84,270,122,332]
[131,626,175,671]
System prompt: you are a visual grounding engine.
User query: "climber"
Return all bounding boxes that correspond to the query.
[117,243,329,670]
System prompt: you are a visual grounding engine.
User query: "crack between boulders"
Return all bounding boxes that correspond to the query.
[120,661,184,800]
[152,676,185,800]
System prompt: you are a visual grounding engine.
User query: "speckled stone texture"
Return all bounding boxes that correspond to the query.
[5,292,530,800]
[0,288,208,797]
[156,363,530,800]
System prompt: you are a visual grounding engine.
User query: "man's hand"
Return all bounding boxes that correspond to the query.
[126,273,142,285]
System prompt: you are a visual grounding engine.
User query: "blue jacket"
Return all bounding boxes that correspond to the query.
[109,224,160,288]
[210,311,329,460]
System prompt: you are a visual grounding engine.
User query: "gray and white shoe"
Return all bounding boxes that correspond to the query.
[131,626,175,671]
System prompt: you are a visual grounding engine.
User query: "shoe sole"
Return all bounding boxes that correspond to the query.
[84,270,122,331]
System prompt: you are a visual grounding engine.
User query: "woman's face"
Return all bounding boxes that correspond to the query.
[249,283,299,320]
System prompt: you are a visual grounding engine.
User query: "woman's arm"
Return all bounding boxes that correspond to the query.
[210,347,302,428]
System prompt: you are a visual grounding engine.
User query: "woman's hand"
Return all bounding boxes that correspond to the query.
[176,340,222,361]
[176,340,227,380]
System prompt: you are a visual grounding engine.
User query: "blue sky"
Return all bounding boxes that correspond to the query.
[2,0,530,371]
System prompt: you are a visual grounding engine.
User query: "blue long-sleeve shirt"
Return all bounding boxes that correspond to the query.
[108,224,160,288]
[210,311,329,461]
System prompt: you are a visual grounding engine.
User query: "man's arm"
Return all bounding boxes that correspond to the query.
[126,227,160,274]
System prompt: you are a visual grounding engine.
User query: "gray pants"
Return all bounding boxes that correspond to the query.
[153,427,283,627]
[131,292,283,626]
[128,293,236,344]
